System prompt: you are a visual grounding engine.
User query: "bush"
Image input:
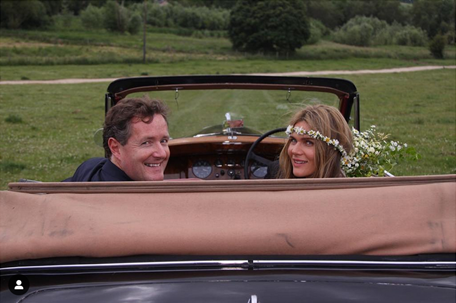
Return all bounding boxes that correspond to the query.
[407,27,427,46]
[80,4,105,29]
[305,19,327,45]
[394,26,427,46]
[445,28,455,45]
[142,2,229,31]
[429,34,446,59]
[333,16,389,46]
[229,0,310,54]
[51,5,81,31]
[104,0,130,33]
[333,16,428,47]
[174,5,201,29]
[145,3,167,27]
[372,28,394,46]
[353,23,374,47]
[128,13,142,35]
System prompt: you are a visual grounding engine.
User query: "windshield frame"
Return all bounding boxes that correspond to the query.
[105,75,359,130]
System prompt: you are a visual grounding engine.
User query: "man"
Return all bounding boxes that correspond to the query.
[64,96,170,182]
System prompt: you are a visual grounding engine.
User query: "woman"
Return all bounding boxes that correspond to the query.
[276,104,353,178]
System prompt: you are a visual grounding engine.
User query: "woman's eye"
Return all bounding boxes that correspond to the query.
[305,140,314,146]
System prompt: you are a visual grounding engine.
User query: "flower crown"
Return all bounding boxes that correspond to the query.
[286,125,348,159]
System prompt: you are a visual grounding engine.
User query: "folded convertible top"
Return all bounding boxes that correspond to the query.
[1,175,455,263]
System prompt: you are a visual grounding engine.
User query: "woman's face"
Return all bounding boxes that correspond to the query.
[287,121,316,178]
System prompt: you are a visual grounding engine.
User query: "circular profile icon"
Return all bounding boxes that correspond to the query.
[8,275,30,295]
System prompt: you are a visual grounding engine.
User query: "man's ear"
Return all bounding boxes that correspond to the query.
[108,137,121,161]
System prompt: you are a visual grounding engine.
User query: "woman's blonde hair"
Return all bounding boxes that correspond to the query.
[277,104,353,178]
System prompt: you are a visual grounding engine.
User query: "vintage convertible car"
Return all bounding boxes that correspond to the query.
[1,76,454,302]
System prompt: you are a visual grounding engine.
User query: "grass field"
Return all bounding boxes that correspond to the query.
[0,28,455,189]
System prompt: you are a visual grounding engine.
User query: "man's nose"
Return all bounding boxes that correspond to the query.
[153,143,168,158]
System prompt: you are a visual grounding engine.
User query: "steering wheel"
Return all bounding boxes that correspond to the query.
[244,127,287,179]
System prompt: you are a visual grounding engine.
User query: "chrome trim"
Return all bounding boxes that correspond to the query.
[2,259,454,272]
[254,260,456,266]
[193,133,219,137]
[384,170,395,177]
[0,260,249,272]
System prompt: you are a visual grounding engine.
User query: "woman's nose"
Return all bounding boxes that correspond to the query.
[291,143,303,155]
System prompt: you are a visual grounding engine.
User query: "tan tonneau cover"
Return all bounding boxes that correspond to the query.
[1,175,455,263]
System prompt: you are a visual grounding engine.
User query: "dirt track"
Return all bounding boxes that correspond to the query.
[0,65,455,85]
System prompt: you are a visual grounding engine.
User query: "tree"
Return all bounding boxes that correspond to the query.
[40,0,64,16]
[303,0,344,29]
[303,0,408,30]
[65,0,108,15]
[170,0,237,9]
[0,0,49,29]
[228,0,310,55]
[412,0,455,38]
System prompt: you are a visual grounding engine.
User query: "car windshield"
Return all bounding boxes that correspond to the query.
[126,89,346,139]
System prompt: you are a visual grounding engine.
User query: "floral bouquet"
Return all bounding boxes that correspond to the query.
[341,126,419,177]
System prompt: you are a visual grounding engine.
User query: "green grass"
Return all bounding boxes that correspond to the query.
[1,56,455,81]
[0,82,106,187]
[0,29,235,66]
[0,29,454,81]
[343,70,456,176]
[1,29,455,68]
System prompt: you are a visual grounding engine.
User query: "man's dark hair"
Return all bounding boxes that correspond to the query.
[103,96,169,158]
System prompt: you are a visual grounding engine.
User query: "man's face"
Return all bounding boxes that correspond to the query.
[110,114,170,181]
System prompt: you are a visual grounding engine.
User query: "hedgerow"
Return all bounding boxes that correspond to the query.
[332,16,427,47]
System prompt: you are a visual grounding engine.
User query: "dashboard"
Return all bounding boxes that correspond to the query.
[164,136,286,180]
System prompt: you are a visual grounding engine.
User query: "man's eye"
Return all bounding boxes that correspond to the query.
[141,141,151,146]
[161,138,169,144]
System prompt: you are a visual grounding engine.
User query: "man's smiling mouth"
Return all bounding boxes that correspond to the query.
[145,163,161,167]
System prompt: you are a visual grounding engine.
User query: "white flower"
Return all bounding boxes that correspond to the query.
[286,125,293,135]
[341,126,414,177]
